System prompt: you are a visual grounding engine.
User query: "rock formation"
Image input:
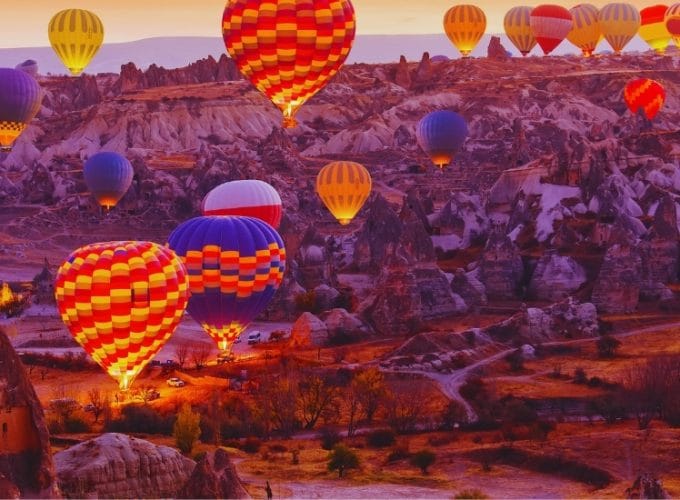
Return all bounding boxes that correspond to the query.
[592,242,642,313]
[0,328,59,498]
[177,449,249,499]
[479,224,524,300]
[487,36,511,61]
[639,195,679,300]
[55,433,194,498]
[528,251,587,301]
[290,312,329,347]
[394,55,412,89]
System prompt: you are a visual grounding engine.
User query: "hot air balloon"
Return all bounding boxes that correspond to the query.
[530,5,573,55]
[202,180,282,229]
[443,5,487,57]
[316,161,371,225]
[639,5,671,53]
[666,3,680,46]
[48,9,104,76]
[167,216,286,352]
[55,241,189,390]
[598,3,641,54]
[567,4,602,57]
[83,152,134,210]
[624,78,666,120]
[416,110,469,169]
[504,6,537,56]
[15,60,39,78]
[222,0,356,128]
[0,68,42,152]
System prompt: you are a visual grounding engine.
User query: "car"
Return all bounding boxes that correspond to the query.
[166,377,186,387]
[149,360,161,367]
[247,331,262,345]
[216,353,235,364]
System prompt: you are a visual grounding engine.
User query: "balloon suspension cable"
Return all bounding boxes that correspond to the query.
[0,146,11,153]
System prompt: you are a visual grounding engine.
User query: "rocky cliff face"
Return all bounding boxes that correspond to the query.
[479,225,524,300]
[592,242,642,314]
[0,328,59,498]
[55,433,194,498]
[177,449,249,499]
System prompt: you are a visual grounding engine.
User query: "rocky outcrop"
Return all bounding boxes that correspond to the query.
[639,196,679,300]
[290,313,329,347]
[394,55,411,89]
[0,328,59,498]
[451,269,488,308]
[522,299,599,342]
[487,36,510,61]
[625,473,669,499]
[592,243,642,314]
[321,308,373,337]
[55,433,194,498]
[528,251,587,301]
[177,449,249,499]
[479,224,524,300]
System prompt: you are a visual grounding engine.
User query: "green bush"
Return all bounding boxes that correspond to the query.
[173,404,201,455]
[409,449,436,474]
[366,429,396,448]
[242,437,262,454]
[319,427,342,451]
[105,404,174,435]
[327,444,359,478]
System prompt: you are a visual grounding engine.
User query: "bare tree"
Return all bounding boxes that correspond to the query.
[133,385,159,405]
[191,343,212,370]
[86,388,109,423]
[385,382,426,434]
[255,376,298,437]
[174,344,190,370]
[345,383,361,438]
[298,373,340,430]
[353,368,386,424]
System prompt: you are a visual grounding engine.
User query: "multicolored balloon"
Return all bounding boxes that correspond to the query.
[504,6,537,56]
[0,68,42,152]
[202,180,282,229]
[567,4,601,57]
[222,0,356,128]
[83,152,134,210]
[639,5,672,53]
[598,3,641,54]
[55,241,189,390]
[624,78,665,120]
[168,216,286,352]
[530,5,573,55]
[48,9,104,76]
[666,3,680,46]
[443,5,487,57]
[416,110,469,169]
[316,161,371,225]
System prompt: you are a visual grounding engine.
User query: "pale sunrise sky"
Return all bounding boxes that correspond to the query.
[0,0,664,48]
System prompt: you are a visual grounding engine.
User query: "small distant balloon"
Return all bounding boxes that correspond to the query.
[202,180,283,229]
[0,68,42,152]
[530,5,573,55]
[624,78,665,120]
[416,110,469,169]
[15,60,39,78]
[48,9,104,76]
[443,5,487,58]
[504,6,537,56]
[598,3,641,54]
[316,161,372,226]
[83,152,134,210]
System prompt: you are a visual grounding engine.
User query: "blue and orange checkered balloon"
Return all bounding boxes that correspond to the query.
[222,0,356,128]
[55,241,189,390]
[167,216,286,351]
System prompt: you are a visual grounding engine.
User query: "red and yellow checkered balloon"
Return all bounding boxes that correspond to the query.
[55,241,189,390]
[222,0,356,128]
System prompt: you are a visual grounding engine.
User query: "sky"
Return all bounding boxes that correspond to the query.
[0,0,664,48]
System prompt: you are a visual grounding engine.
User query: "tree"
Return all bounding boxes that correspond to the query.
[410,449,436,474]
[327,444,359,478]
[174,344,189,369]
[385,384,424,434]
[133,385,159,405]
[353,368,386,424]
[440,400,468,431]
[345,381,361,437]
[86,389,110,423]
[191,343,212,370]
[505,349,524,372]
[596,335,621,358]
[298,373,340,430]
[173,404,201,455]
[255,376,298,437]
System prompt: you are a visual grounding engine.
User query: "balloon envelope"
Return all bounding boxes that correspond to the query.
[443,5,487,57]
[84,152,134,210]
[202,180,282,229]
[55,241,189,390]
[416,110,469,169]
[0,68,42,152]
[530,5,573,55]
[222,0,356,128]
[316,161,372,225]
[504,6,537,56]
[567,4,601,57]
[48,9,104,76]
[167,216,286,351]
[624,78,665,120]
[666,3,680,46]
[598,3,641,54]
[639,5,671,53]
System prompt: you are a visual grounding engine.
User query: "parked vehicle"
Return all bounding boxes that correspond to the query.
[216,353,235,364]
[247,331,262,345]
[166,377,186,387]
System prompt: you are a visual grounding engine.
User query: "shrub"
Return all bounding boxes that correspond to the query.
[573,368,588,384]
[242,437,262,454]
[386,445,411,463]
[64,414,91,433]
[455,489,489,499]
[327,444,359,478]
[440,400,468,430]
[105,404,174,435]
[173,404,201,455]
[596,335,621,358]
[410,449,436,474]
[319,427,342,451]
[366,429,395,448]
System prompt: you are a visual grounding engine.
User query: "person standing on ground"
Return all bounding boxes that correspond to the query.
[265,480,273,500]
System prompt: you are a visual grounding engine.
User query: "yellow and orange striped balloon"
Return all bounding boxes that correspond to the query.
[444,5,487,57]
[48,9,104,76]
[504,6,537,56]
[567,4,601,57]
[316,161,371,225]
[55,241,189,390]
[598,3,640,54]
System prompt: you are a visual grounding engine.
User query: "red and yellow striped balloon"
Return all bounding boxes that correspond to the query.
[665,3,680,46]
[55,241,189,390]
[640,5,671,54]
[222,0,356,128]
[624,78,665,120]
[316,161,371,225]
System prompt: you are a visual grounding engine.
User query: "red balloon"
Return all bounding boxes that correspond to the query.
[624,78,666,120]
[530,5,573,55]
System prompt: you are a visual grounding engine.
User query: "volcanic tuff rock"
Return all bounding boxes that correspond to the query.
[528,251,587,301]
[290,312,329,347]
[591,242,642,314]
[321,308,373,337]
[177,449,249,499]
[395,55,412,89]
[487,36,510,61]
[639,195,679,300]
[451,268,488,308]
[0,328,59,498]
[55,433,194,498]
[479,224,524,300]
